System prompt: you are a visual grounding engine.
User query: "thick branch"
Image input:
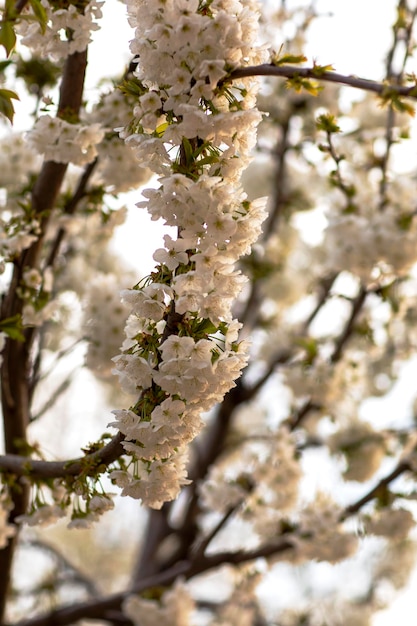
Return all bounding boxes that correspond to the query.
[0,432,125,479]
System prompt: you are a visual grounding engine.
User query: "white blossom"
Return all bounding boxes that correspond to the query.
[27,115,105,166]
[123,581,195,626]
[17,0,104,60]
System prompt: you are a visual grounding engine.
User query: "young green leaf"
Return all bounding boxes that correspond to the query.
[29,0,48,34]
[0,88,19,123]
[0,314,25,342]
[0,20,16,57]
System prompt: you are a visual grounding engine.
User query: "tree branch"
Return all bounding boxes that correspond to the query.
[342,459,412,520]
[330,284,367,363]
[0,432,125,479]
[44,158,98,271]
[228,64,417,101]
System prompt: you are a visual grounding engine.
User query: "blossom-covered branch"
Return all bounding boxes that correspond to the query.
[106,0,268,510]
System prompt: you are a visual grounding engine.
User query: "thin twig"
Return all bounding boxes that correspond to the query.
[44,158,99,271]
[30,372,76,421]
[378,1,417,210]
[191,500,247,560]
[342,459,412,520]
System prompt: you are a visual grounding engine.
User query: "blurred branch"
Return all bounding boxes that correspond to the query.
[2,561,191,626]
[44,158,99,271]
[379,2,417,209]
[330,285,367,363]
[5,454,415,626]
[36,340,82,382]
[342,458,412,519]
[238,114,291,331]
[25,539,100,597]
[191,497,249,560]
[301,273,338,330]
[2,537,295,626]
[30,371,76,421]
[286,398,321,431]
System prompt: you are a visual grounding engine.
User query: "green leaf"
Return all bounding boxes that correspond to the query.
[272,53,307,66]
[155,121,168,137]
[192,317,218,336]
[396,212,414,231]
[0,60,12,74]
[181,137,195,165]
[0,19,16,57]
[316,113,341,133]
[0,88,19,123]
[0,314,25,342]
[379,88,415,117]
[296,337,318,365]
[286,75,322,96]
[311,62,335,77]
[29,0,48,33]
[118,77,147,98]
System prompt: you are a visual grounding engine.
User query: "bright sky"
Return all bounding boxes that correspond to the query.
[305,0,397,76]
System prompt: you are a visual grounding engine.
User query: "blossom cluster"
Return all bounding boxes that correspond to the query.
[123,581,195,626]
[323,208,417,281]
[0,135,41,266]
[109,0,268,508]
[83,273,133,378]
[200,426,302,538]
[292,493,358,564]
[27,114,105,166]
[87,89,153,192]
[17,0,104,60]
[14,482,115,530]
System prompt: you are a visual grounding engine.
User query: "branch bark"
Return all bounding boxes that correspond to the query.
[228,64,417,101]
[0,432,125,478]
